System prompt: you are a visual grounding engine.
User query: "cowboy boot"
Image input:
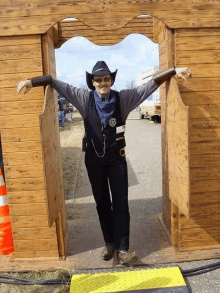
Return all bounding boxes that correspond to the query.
[117,250,138,265]
[101,243,115,261]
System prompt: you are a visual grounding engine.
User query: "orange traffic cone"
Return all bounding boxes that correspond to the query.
[0,169,14,254]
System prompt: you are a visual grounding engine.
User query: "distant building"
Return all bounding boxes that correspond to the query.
[137,66,161,121]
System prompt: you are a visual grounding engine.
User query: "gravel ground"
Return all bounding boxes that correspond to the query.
[59,114,84,200]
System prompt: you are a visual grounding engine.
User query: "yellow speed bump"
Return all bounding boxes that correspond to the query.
[70,266,189,293]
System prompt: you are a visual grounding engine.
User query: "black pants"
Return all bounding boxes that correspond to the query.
[85,148,130,251]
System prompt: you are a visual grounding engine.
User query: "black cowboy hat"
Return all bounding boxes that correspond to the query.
[86,61,118,90]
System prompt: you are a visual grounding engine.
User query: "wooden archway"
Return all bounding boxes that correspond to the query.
[1,1,220,261]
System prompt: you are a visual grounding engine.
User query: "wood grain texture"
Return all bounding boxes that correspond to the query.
[179,212,220,229]
[0,34,61,258]
[181,91,220,106]
[176,30,220,202]
[2,141,42,153]
[191,141,220,156]
[178,78,220,92]
[0,35,41,46]
[167,77,190,218]
[178,212,220,250]
[11,250,59,258]
[0,114,40,129]
[12,227,58,240]
[4,165,44,180]
[1,127,41,143]
[0,87,44,102]
[6,177,45,192]
[171,203,179,249]
[173,28,220,250]
[10,215,51,229]
[39,85,63,227]
[9,203,48,217]
[57,16,154,47]
[176,35,220,51]
[158,23,174,235]
[190,154,220,168]
[41,29,67,254]
[13,239,58,251]
[191,179,220,193]
[0,100,44,115]
[175,28,220,38]
[176,50,220,65]
[1,1,220,36]
[159,23,169,230]
[189,117,220,142]
[0,59,42,76]
[7,190,47,204]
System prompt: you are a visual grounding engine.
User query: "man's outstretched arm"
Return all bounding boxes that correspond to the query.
[153,66,192,85]
[119,66,192,121]
[17,76,89,119]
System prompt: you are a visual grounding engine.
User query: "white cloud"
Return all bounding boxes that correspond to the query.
[61,18,77,21]
[68,37,89,46]
[117,73,126,80]
[64,67,85,84]
[110,54,136,67]
[151,47,159,62]
[56,66,67,78]
[87,59,97,67]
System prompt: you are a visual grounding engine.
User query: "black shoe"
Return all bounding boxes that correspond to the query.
[101,243,115,261]
[117,250,138,265]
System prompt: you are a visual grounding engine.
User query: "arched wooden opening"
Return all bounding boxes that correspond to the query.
[40,15,166,260]
[55,16,155,47]
[1,0,220,265]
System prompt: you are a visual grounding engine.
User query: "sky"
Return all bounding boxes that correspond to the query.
[55,33,159,91]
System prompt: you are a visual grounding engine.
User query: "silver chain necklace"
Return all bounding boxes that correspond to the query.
[91,136,106,158]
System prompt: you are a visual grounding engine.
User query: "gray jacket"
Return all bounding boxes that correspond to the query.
[31,67,176,121]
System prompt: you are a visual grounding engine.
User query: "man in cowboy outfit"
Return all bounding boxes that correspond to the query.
[17,61,192,265]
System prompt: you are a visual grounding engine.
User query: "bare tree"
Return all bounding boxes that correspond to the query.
[125,79,136,89]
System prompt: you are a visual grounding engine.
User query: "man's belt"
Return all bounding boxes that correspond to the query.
[106,136,126,149]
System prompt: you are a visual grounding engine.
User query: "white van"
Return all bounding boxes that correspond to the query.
[137,66,161,122]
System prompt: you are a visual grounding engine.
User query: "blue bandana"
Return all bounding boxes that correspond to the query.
[94,90,116,128]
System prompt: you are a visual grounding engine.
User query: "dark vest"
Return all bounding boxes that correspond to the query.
[83,90,126,154]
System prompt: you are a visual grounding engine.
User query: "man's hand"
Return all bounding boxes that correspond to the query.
[17,80,32,95]
[175,67,192,81]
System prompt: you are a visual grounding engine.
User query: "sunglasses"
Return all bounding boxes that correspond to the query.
[93,77,111,83]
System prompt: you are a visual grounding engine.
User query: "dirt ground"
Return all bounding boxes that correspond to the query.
[0,112,84,293]
[59,113,84,200]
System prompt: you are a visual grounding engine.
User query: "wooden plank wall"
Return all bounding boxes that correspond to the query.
[57,16,154,47]
[0,35,59,258]
[154,19,174,235]
[41,29,64,227]
[1,1,220,37]
[175,28,220,250]
[167,77,190,218]
[41,28,67,256]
